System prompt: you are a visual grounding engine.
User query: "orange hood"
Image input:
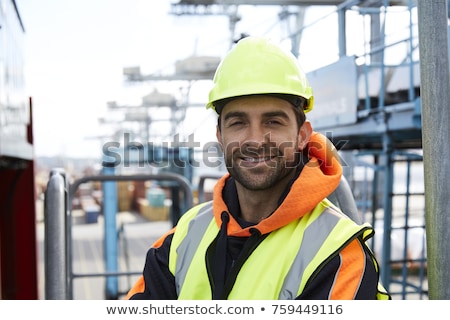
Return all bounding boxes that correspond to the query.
[212,132,342,237]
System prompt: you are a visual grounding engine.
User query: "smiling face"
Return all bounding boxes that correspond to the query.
[216,95,312,192]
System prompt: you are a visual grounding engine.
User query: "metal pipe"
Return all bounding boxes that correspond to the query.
[197,173,223,203]
[44,169,67,299]
[69,173,193,213]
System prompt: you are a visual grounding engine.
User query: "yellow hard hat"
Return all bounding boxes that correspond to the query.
[207,36,314,113]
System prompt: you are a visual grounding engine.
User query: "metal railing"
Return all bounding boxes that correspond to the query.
[44,169,193,299]
[197,173,224,203]
[349,151,427,299]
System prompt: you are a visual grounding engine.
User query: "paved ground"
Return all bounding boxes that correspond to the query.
[37,209,172,300]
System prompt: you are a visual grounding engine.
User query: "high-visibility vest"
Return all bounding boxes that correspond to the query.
[169,200,390,300]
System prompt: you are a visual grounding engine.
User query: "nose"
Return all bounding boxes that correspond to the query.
[240,124,274,155]
[243,123,270,146]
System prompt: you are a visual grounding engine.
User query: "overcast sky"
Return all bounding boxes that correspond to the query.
[17,0,342,159]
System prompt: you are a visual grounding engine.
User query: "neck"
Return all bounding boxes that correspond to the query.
[235,173,295,223]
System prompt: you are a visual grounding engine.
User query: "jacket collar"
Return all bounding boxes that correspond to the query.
[212,132,342,237]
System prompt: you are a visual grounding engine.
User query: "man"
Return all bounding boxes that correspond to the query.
[126,36,390,300]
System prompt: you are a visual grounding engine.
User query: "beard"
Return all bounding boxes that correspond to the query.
[223,143,301,191]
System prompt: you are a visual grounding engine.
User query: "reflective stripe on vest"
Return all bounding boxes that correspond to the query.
[169,200,388,299]
[280,202,375,299]
[280,205,340,299]
[170,202,215,295]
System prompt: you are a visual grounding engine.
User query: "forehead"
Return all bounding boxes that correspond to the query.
[221,95,294,116]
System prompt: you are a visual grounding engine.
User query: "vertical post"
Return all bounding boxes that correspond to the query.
[417,0,450,299]
[44,169,67,299]
[337,7,347,58]
[380,134,393,289]
[171,186,181,226]
[102,164,119,299]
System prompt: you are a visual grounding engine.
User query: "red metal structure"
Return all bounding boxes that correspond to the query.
[0,1,38,299]
[0,98,38,299]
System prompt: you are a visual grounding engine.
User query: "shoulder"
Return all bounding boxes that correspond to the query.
[177,201,213,225]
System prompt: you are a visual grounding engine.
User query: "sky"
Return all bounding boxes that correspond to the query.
[16,0,348,159]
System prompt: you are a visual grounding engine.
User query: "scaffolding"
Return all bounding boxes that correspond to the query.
[170,0,433,299]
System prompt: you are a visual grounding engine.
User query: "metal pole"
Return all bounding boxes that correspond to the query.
[102,165,119,300]
[417,0,450,299]
[380,134,393,289]
[44,169,67,299]
[337,7,347,58]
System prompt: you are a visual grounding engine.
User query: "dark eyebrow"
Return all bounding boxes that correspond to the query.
[262,111,291,120]
[223,111,247,122]
[222,110,291,125]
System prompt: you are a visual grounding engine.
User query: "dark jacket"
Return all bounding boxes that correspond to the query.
[126,132,390,300]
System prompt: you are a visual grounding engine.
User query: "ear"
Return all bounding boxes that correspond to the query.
[216,125,224,151]
[297,120,313,151]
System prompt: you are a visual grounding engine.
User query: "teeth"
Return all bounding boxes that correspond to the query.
[243,157,271,162]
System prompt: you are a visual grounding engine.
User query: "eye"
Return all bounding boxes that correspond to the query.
[266,119,283,126]
[225,119,245,128]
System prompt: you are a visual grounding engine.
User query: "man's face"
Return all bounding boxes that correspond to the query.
[216,95,312,191]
